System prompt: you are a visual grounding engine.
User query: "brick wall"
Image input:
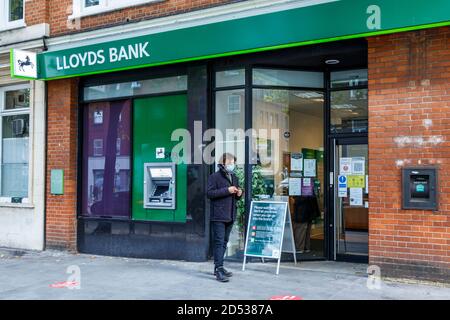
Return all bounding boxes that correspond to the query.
[50,0,242,36]
[25,0,49,26]
[46,78,79,251]
[368,26,450,282]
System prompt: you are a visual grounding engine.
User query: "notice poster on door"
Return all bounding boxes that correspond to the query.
[303,159,316,177]
[340,157,352,175]
[351,157,365,175]
[347,175,365,188]
[302,178,314,196]
[290,153,303,171]
[338,175,348,197]
[349,188,363,206]
[288,178,302,196]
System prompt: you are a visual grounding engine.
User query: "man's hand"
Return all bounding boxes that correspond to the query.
[228,186,238,194]
[236,188,243,197]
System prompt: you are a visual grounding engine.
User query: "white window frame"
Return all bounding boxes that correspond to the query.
[0,0,26,31]
[116,138,121,156]
[227,94,241,114]
[93,138,103,157]
[0,84,31,204]
[70,0,165,20]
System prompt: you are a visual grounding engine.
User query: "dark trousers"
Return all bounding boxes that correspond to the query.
[294,221,312,251]
[212,221,234,269]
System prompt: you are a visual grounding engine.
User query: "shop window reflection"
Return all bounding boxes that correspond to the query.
[215,87,246,259]
[82,100,131,218]
[251,88,325,259]
[330,89,368,134]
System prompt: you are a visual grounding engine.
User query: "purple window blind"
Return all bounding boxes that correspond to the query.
[81,100,131,217]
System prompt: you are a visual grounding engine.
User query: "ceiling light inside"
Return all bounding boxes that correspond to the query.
[325,59,340,65]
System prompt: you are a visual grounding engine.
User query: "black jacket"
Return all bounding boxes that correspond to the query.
[207,165,242,222]
[293,195,320,224]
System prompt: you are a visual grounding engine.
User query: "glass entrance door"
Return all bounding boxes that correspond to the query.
[251,86,325,260]
[333,139,368,261]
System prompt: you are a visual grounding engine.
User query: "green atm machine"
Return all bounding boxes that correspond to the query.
[132,94,187,222]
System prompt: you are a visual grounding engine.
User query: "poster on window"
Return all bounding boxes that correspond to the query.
[349,188,363,206]
[303,159,316,177]
[290,153,303,171]
[288,178,302,196]
[339,157,352,175]
[93,110,103,124]
[351,157,365,175]
[301,178,314,196]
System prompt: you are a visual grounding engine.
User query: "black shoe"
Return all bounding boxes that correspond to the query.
[214,267,229,283]
[214,267,233,277]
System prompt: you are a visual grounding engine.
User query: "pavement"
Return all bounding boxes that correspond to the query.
[0,248,449,300]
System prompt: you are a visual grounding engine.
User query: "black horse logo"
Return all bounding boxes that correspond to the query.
[17,56,34,72]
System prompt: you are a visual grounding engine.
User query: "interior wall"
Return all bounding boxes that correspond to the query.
[289,110,323,151]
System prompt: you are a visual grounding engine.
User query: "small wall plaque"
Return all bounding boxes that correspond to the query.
[51,169,64,195]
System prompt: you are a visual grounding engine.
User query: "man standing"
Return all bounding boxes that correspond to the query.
[207,153,243,282]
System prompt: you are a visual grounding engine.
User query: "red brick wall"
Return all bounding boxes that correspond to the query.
[25,0,49,26]
[50,0,242,36]
[46,78,79,251]
[368,26,450,282]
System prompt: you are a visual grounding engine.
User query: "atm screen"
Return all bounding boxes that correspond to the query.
[150,168,173,178]
[410,175,430,199]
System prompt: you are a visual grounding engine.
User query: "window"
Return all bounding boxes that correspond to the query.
[216,69,245,88]
[330,69,368,134]
[253,68,323,88]
[214,68,247,259]
[93,139,103,156]
[5,88,29,110]
[331,69,368,88]
[227,94,241,114]
[93,109,103,124]
[252,88,325,259]
[116,138,121,156]
[0,84,30,202]
[70,0,165,19]
[82,100,131,217]
[250,67,326,260]
[330,88,368,133]
[1,0,25,31]
[84,75,187,101]
[84,0,99,7]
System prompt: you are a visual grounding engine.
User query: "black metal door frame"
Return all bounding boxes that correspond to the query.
[327,136,369,263]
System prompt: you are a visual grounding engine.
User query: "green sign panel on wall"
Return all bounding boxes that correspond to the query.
[19,0,450,80]
[50,169,64,195]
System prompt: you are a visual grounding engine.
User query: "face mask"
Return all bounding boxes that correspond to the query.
[225,164,236,172]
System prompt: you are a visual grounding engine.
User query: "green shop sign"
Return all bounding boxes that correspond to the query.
[14,0,450,80]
